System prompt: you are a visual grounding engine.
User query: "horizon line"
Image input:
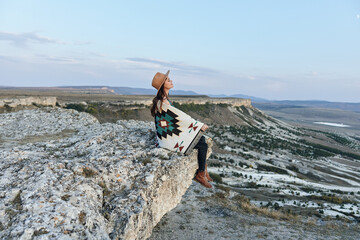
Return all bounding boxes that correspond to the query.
[0,85,359,104]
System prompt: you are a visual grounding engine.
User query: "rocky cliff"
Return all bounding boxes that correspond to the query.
[0,107,212,239]
[125,98,252,108]
[0,96,57,108]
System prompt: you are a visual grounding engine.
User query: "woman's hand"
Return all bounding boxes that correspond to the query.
[201,124,209,132]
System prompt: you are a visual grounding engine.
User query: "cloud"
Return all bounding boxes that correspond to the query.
[43,56,80,64]
[1,53,359,101]
[0,31,67,47]
[0,31,92,47]
[122,57,237,92]
[125,57,220,76]
[0,55,21,63]
[304,71,318,77]
[264,81,286,92]
[74,41,92,45]
[89,52,107,57]
[0,53,85,65]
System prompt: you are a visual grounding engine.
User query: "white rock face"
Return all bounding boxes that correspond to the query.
[0,107,210,239]
[0,96,57,108]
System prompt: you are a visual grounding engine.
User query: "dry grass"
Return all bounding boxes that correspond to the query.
[238,200,301,222]
[78,211,86,225]
[211,185,358,225]
[198,191,302,223]
[98,181,112,196]
[305,218,317,226]
[215,184,231,194]
[82,167,98,178]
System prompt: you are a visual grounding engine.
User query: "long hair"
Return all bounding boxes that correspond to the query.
[150,84,169,117]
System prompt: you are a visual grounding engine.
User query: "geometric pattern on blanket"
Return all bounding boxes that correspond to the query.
[155,109,182,139]
[154,100,205,155]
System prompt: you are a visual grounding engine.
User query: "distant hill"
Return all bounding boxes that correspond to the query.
[270,100,360,112]
[55,86,198,96]
[208,93,269,102]
[253,100,360,113]
[1,85,359,112]
[209,93,360,113]
[109,87,198,96]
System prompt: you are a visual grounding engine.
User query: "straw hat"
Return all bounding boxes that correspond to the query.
[152,70,170,95]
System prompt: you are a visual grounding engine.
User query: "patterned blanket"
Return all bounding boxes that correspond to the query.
[154,101,204,155]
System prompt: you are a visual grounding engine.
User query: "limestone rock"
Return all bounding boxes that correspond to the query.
[0,96,57,108]
[0,107,212,239]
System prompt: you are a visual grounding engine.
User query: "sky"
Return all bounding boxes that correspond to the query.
[0,0,359,102]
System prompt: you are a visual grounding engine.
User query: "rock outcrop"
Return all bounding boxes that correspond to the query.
[0,96,57,108]
[0,107,212,239]
[112,98,252,108]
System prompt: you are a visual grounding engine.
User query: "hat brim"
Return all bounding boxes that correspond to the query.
[156,70,170,95]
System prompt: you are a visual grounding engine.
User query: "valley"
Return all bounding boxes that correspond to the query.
[1,91,360,239]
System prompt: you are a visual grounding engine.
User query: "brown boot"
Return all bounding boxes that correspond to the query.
[194,170,212,188]
[205,164,213,182]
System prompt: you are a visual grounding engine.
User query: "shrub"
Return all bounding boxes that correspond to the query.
[65,103,86,112]
[286,165,299,173]
[273,202,281,210]
[257,164,288,175]
[208,172,223,183]
[246,181,258,188]
[209,162,222,167]
[308,194,355,204]
[300,186,317,193]
[4,104,12,112]
[86,106,98,114]
[172,102,212,117]
[119,109,133,118]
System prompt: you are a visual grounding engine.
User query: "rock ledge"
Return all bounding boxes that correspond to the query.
[0,107,212,239]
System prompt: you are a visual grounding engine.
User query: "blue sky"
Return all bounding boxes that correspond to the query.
[0,0,359,102]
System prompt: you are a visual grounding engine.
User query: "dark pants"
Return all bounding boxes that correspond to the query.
[193,136,207,171]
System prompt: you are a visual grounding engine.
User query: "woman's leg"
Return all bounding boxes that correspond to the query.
[193,136,212,188]
[194,136,213,182]
[193,136,207,171]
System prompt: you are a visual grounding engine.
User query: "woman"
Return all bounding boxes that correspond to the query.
[150,70,213,188]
